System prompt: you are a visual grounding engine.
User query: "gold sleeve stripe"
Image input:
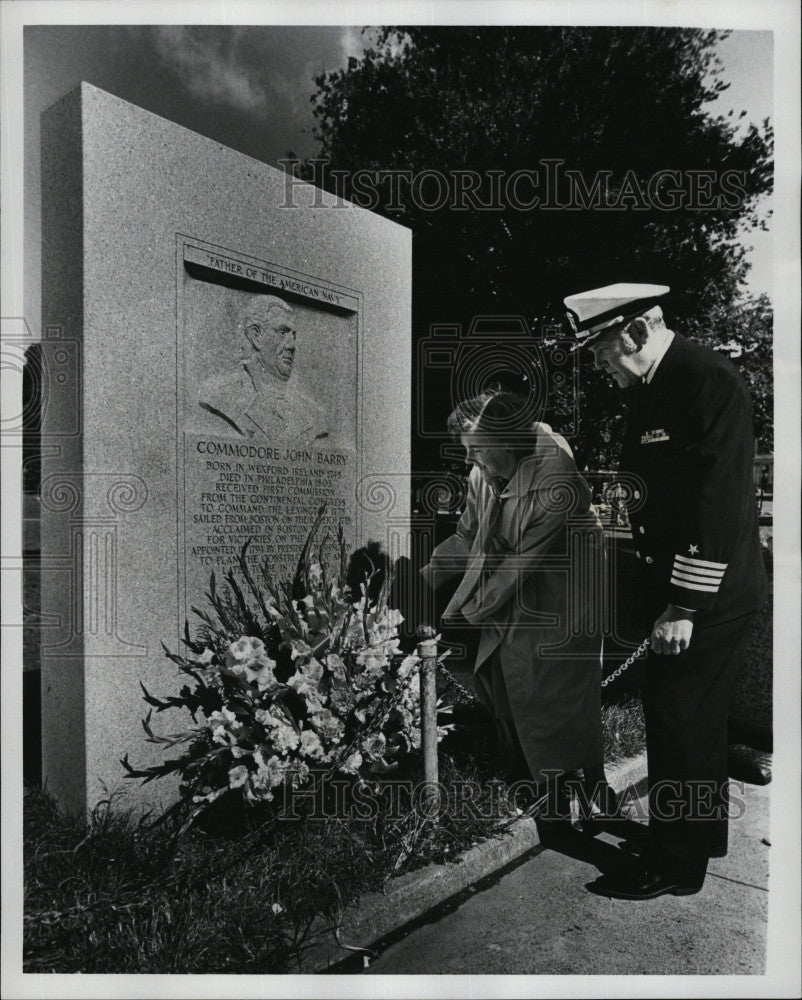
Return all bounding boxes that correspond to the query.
[670,573,721,593]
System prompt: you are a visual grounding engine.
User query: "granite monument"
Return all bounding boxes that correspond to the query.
[39,83,411,815]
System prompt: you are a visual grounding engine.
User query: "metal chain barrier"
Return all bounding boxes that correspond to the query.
[600,636,651,688]
[437,661,477,703]
[436,635,652,701]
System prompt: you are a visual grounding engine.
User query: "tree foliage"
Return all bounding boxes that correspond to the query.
[304,27,773,468]
[685,291,773,454]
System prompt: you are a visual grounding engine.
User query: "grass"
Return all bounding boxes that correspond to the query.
[24,694,646,974]
[25,785,289,973]
[23,744,528,973]
[600,698,646,765]
[24,780,411,973]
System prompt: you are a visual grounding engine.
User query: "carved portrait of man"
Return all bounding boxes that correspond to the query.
[197,294,330,446]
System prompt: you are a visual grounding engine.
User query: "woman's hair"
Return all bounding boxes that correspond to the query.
[446,389,540,457]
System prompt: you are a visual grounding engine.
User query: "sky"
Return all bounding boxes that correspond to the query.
[22,25,773,336]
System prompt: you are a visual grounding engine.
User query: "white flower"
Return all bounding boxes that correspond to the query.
[265,598,283,620]
[326,653,347,681]
[299,657,325,684]
[290,760,311,787]
[255,752,286,789]
[310,709,343,741]
[384,607,404,629]
[265,719,301,755]
[288,671,326,711]
[289,639,312,661]
[373,607,404,640]
[328,683,353,714]
[247,765,275,802]
[230,745,252,759]
[397,655,419,679]
[308,562,324,590]
[361,732,387,760]
[197,648,215,665]
[299,729,326,761]
[207,707,237,745]
[340,751,363,774]
[356,647,387,677]
[225,636,266,668]
[244,657,280,692]
[271,902,284,916]
[249,637,268,658]
[228,764,249,789]
[207,707,236,728]
[403,673,421,702]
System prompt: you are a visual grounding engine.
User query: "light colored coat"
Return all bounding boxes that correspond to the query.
[422,424,604,783]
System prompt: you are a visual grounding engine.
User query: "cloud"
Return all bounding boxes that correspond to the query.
[339,26,366,64]
[151,26,267,114]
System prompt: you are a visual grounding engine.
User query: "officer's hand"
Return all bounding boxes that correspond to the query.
[650,605,694,656]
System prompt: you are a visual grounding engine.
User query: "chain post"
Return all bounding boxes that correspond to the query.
[416,625,440,796]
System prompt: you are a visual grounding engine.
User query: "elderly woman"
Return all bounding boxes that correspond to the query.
[421,390,615,833]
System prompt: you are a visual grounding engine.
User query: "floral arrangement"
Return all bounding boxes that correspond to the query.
[122,506,446,832]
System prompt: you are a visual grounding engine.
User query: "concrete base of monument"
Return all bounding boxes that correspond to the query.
[294,752,648,973]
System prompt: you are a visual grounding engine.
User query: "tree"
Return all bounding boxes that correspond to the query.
[303,27,773,469]
[685,292,773,453]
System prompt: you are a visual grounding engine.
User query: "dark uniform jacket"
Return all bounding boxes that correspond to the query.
[619,332,767,627]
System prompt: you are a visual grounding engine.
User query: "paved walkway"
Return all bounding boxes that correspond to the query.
[364,782,769,975]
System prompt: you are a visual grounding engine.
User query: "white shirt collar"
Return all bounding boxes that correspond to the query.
[643,330,675,384]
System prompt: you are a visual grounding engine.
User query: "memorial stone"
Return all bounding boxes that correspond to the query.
[39,83,411,815]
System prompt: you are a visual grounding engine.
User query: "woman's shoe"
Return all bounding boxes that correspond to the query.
[582,812,649,840]
[579,787,649,840]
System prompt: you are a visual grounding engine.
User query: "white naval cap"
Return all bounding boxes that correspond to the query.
[564,283,670,347]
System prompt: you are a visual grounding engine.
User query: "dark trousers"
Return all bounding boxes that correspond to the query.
[642,610,757,876]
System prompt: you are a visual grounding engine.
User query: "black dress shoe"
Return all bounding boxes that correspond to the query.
[588,868,705,900]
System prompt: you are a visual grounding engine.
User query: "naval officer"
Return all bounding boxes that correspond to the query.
[565,282,767,899]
